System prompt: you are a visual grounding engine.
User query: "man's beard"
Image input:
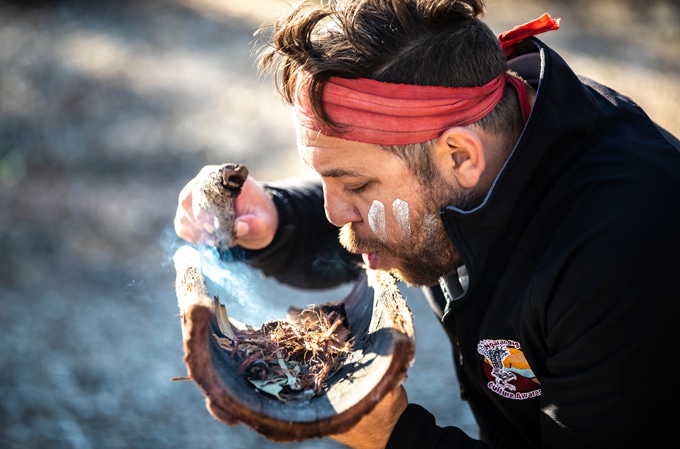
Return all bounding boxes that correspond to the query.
[338,179,480,287]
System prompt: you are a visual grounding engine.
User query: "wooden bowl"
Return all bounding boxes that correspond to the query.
[173,245,415,442]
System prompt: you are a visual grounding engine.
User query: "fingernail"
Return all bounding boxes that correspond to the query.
[234,221,248,238]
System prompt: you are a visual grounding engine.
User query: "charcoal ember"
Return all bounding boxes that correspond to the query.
[198,163,249,252]
[245,360,270,381]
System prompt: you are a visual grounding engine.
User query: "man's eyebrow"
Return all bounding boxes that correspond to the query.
[319,168,363,178]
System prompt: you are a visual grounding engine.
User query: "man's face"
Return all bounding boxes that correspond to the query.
[296,126,464,286]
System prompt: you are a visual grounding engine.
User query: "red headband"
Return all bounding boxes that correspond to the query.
[293,13,560,145]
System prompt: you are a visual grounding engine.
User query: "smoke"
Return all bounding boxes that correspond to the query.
[198,245,289,325]
[161,224,287,325]
[161,225,354,327]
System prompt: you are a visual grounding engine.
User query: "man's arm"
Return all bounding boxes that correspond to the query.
[243,173,362,289]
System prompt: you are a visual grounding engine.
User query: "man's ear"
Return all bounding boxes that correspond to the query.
[432,126,485,189]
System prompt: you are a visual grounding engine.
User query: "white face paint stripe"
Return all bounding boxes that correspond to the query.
[368,200,387,241]
[423,213,439,239]
[392,198,411,238]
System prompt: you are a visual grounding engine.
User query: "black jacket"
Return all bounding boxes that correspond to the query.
[246,38,680,448]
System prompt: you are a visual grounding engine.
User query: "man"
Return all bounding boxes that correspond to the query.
[174,0,680,447]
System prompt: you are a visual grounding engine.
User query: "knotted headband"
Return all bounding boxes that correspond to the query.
[293,13,560,145]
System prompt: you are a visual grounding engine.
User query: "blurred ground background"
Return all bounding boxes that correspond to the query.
[1,1,678,448]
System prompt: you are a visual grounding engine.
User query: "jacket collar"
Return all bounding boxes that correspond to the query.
[439,38,598,297]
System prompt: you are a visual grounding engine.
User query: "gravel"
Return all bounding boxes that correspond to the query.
[1,1,676,448]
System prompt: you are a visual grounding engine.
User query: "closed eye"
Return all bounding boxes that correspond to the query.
[344,182,369,195]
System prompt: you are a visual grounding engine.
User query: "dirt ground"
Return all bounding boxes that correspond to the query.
[1,1,678,448]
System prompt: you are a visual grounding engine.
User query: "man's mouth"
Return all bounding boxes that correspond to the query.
[361,252,378,270]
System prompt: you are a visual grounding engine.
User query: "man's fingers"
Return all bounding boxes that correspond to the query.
[330,386,408,449]
[233,215,276,250]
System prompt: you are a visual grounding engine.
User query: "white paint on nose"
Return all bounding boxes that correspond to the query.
[368,200,387,241]
[392,198,411,238]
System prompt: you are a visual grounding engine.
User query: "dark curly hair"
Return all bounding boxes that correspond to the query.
[257,0,526,181]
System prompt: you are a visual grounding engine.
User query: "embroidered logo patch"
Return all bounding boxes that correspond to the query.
[477,339,541,400]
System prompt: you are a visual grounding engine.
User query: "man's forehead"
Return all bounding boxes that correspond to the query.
[295,124,332,149]
[296,124,379,168]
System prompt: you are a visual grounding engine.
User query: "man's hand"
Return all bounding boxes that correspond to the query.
[174,165,278,250]
[331,386,408,449]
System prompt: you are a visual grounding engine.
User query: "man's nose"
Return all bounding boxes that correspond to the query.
[324,192,362,227]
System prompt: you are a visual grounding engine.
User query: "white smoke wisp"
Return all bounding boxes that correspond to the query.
[198,246,289,326]
[164,224,354,327]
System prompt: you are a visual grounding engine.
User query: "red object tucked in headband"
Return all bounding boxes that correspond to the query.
[498,13,561,57]
[293,13,560,145]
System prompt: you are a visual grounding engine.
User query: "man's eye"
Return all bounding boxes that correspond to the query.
[346,183,369,194]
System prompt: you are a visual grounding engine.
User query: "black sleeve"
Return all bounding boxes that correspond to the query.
[386,404,488,449]
[243,173,362,289]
